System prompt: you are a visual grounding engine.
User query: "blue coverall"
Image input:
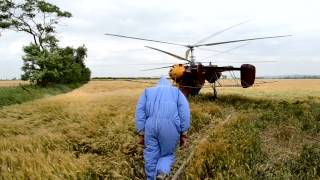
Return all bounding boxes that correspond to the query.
[135,76,190,179]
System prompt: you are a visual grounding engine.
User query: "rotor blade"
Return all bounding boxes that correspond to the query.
[212,42,250,56]
[127,63,179,65]
[197,47,222,52]
[200,60,276,64]
[145,46,191,62]
[105,33,186,47]
[194,20,251,45]
[141,65,173,71]
[194,35,292,47]
[204,66,241,72]
[106,63,180,66]
[200,42,250,61]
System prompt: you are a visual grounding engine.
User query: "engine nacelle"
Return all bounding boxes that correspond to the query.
[169,64,185,82]
[240,64,256,88]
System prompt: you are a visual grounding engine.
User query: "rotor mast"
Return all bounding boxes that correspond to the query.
[188,46,196,65]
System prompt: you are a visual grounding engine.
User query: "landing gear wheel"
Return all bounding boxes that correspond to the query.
[213,83,218,100]
[213,86,217,99]
[211,82,218,100]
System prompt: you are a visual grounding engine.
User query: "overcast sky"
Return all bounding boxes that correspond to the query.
[1,0,319,79]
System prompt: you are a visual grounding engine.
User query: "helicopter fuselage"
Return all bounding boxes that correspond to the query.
[169,63,256,96]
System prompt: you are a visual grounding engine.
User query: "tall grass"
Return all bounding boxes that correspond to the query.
[0,81,148,179]
[183,93,320,179]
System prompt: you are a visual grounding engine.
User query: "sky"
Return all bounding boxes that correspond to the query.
[0,0,319,79]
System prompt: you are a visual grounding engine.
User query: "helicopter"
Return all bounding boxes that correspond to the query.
[105,23,290,97]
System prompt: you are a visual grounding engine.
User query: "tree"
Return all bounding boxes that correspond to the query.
[0,0,71,51]
[1,0,91,85]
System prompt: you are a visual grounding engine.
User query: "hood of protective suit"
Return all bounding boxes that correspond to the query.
[157,76,171,87]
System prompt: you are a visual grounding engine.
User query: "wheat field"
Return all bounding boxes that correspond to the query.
[0,79,319,179]
[0,81,28,87]
[204,79,320,100]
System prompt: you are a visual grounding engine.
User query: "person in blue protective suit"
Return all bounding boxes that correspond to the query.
[135,76,190,180]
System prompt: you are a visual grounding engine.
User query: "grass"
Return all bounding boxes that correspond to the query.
[0,80,319,179]
[0,83,81,108]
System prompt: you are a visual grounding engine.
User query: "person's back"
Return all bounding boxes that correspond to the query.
[135,76,190,180]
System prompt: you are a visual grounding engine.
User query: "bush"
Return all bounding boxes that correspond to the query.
[22,44,91,86]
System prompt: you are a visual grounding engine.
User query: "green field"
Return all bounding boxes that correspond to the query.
[0,80,319,179]
[0,83,81,108]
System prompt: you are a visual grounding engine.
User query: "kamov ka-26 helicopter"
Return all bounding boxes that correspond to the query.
[105,22,290,97]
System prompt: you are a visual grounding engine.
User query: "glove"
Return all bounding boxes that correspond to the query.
[180,133,188,147]
[138,134,144,146]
